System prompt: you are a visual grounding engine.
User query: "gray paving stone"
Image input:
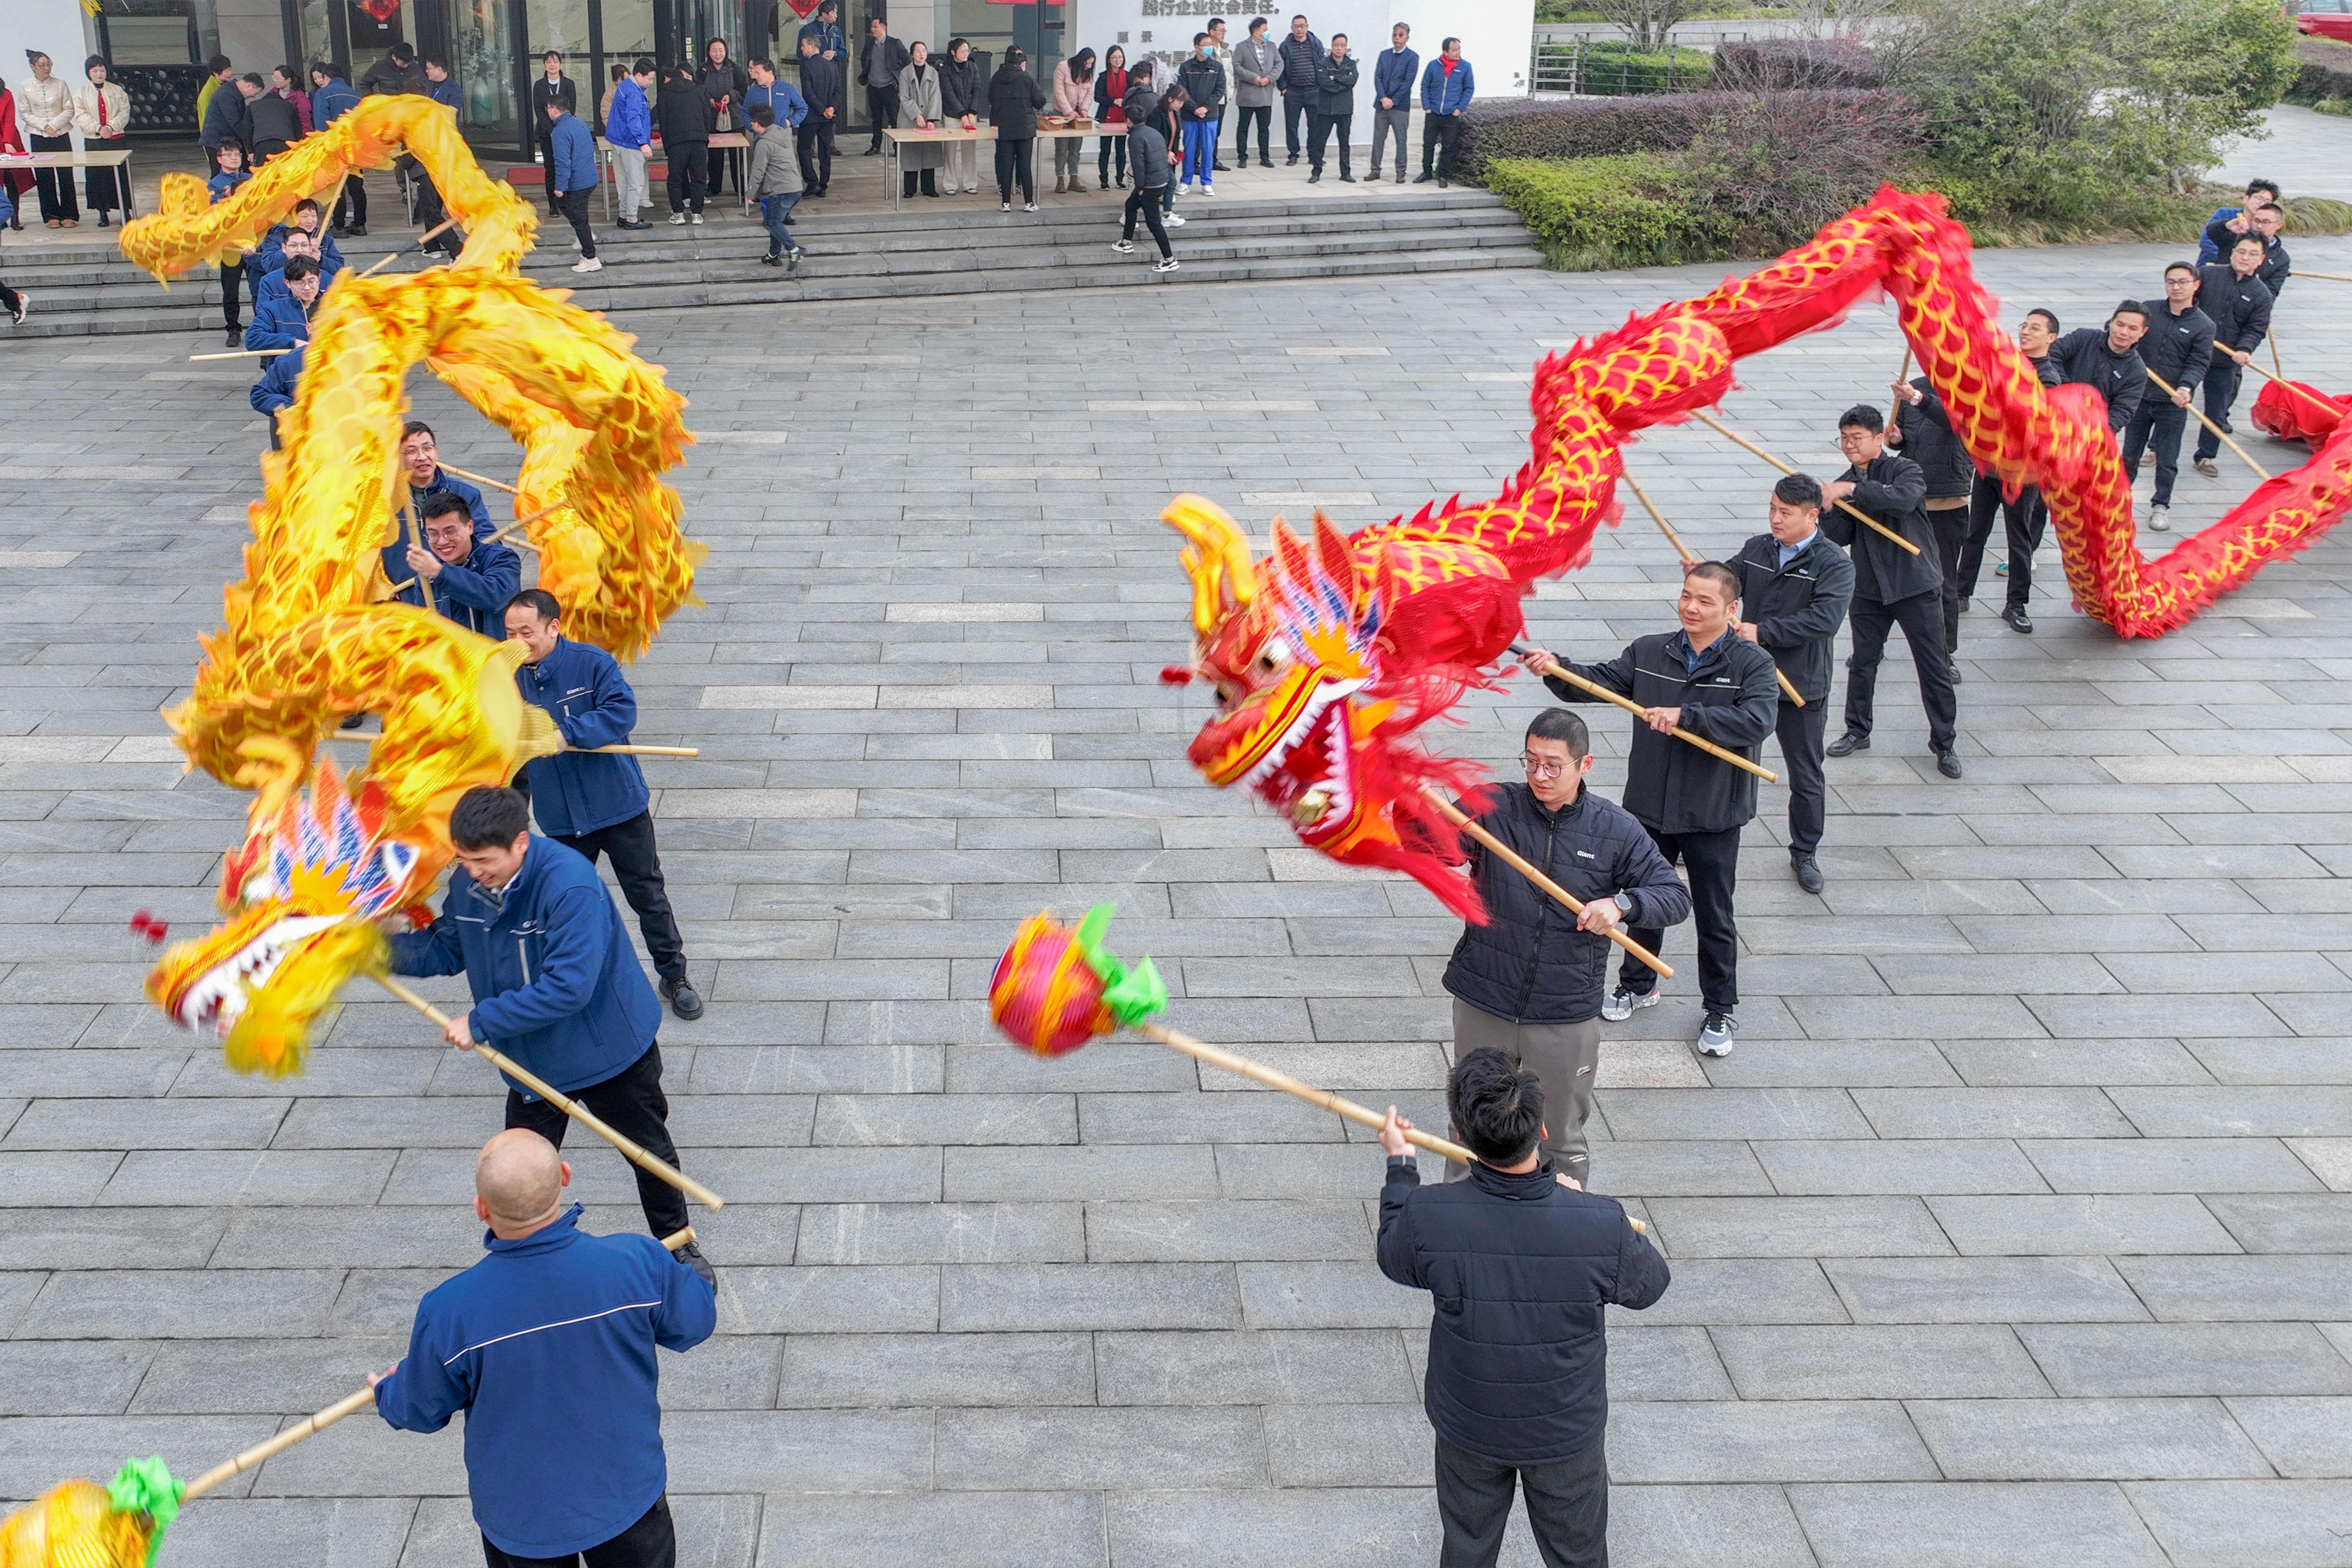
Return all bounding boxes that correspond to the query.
[2123,1478,2352,1567]
[1608,1399,1939,1482]
[2114,1255,2352,1321]
[1788,1480,2169,1567]
[777,1330,1093,1408]
[2021,1322,2352,1397]
[1647,1197,1953,1258]
[2225,1396,2352,1476]
[1907,1395,2273,1479]
[149,1498,418,1568]
[1617,1259,1853,1326]
[1713,1324,2051,1400]
[1605,1483,1819,1568]
[1822,1257,2149,1323]
[1752,1139,2053,1196]
[758,1490,1107,1568]
[1083,1199,1372,1262]
[792,1201,1083,1264]
[1102,1487,1440,1568]
[1924,1194,2243,1255]
[936,1405,1267,1490]
[1094,1327,1419,1405]
[2022,1137,2325,1193]
[942,1262,1242,1330]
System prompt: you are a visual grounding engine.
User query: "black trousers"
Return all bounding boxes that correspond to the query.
[1929,501,1970,654]
[865,85,899,150]
[482,1494,676,1568]
[85,139,129,212]
[1309,112,1351,176]
[1620,822,1742,1013]
[504,1043,687,1239]
[1098,134,1127,182]
[549,809,686,983]
[1777,696,1830,857]
[1282,88,1314,153]
[1845,591,1958,749]
[30,136,77,221]
[555,188,596,258]
[335,171,368,229]
[2122,400,2190,507]
[1122,186,1171,257]
[797,121,835,190]
[536,132,563,213]
[1435,1435,1607,1568]
[1422,112,1464,175]
[706,141,741,197]
[1233,102,1272,162]
[996,137,1035,203]
[220,257,246,330]
[2192,357,2243,462]
[665,142,709,212]
[1960,471,2044,610]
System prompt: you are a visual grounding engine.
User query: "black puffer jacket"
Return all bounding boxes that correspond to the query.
[657,72,714,144]
[1824,450,1938,603]
[1889,380,1973,500]
[938,55,983,118]
[1314,53,1359,116]
[1442,784,1690,1026]
[2137,300,2215,392]
[1544,630,1782,835]
[1728,532,1856,705]
[1379,1156,1670,1466]
[988,62,1046,135]
[2050,326,2148,433]
[2196,263,2274,356]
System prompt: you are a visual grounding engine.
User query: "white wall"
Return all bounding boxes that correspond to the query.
[0,0,98,142]
[217,0,289,80]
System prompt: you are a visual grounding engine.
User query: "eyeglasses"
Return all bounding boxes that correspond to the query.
[1519,754,1568,779]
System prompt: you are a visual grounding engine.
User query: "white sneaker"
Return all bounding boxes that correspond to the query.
[965,184,979,195]
[1153,255,1179,273]
[1600,985,1660,1023]
[669,212,687,225]
[1697,1011,1737,1057]
[1001,201,1012,212]
[1024,201,1039,212]
[1200,184,1214,196]
[689,211,703,225]
[1166,212,1187,227]
[2148,503,2171,532]
[571,256,602,272]
[1110,239,1134,253]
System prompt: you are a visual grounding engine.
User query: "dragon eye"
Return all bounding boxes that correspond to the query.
[1257,638,1294,674]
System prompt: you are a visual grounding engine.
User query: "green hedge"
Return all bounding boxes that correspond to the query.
[2289,34,2352,107]
[1483,155,1729,269]
[1532,41,1714,97]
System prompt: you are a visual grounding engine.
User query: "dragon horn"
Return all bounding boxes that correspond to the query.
[1161,493,1257,636]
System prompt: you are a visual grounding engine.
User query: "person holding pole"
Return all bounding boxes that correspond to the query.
[1883,371,1976,670]
[1522,562,1778,1058]
[397,422,493,537]
[383,491,521,634]
[1959,308,2062,634]
[2192,237,2275,480]
[385,787,713,1281]
[2123,264,2215,535]
[1729,474,1854,896]
[1821,404,1961,779]
[370,1128,715,1567]
[1440,708,1691,1189]
[504,589,704,1025]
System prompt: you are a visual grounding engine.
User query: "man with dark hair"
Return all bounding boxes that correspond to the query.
[607,58,657,229]
[310,63,365,234]
[530,51,578,216]
[203,74,261,173]
[1415,36,1472,187]
[1233,17,1280,169]
[246,69,303,160]
[1822,403,1960,779]
[397,422,492,537]
[1523,562,1778,1058]
[2192,236,2276,480]
[2199,177,2280,265]
[860,15,910,155]
[197,55,236,149]
[1729,474,1854,895]
[795,33,842,196]
[2207,201,2291,296]
[387,785,710,1281]
[545,96,601,272]
[1375,1048,1670,1568]
[1440,708,1689,1189]
[244,254,319,353]
[1370,23,1416,183]
[1959,307,2062,633]
[2050,301,2150,439]
[504,591,703,1025]
[1275,13,1323,164]
[2124,263,2216,536]
[361,39,426,98]
[1884,369,1977,672]
[382,491,521,635]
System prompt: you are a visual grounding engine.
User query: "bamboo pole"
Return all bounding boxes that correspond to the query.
[1512,643,1778,783]
[355,216,461,278]
[438,464,522,496]
[400,503,438,619]
[187,347,284,361]
[371,973,725,1210]
[484,498,570,546]
[1422,788,1672,978]
[2293,269,2352,282]
[2270,328,2284,380]
[2148,368,2272,482]
[1618,470,1804,708]
[1691,411,1924,556]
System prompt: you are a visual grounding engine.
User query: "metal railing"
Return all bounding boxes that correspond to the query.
[1528,38,1727,96]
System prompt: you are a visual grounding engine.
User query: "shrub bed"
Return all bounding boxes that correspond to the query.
[1713,39,1885,90]
[1455,88,1908,181]
[2288,34,2352,111]
[1483,154,1726,269]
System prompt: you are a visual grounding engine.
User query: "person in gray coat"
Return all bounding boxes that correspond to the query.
[1230,17,1280,168]
[896,44,945,198]
[745,102,804,266]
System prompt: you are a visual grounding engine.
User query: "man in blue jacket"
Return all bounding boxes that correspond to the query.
[250,341,303,449]
[545,98,602,273]
[387,787,712,1271]
[606,57,656,229]
[310,62,366,234]
[397,421,493,537]
[504,589,703,1023]
[253,198,347,281]
[244,254,319,353]
[382,491,522,635]
[1377,1047,1669,1567]
[371,1127,714,1566]
[1415,37,1473,187]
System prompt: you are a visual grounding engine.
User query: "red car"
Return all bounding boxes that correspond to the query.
[2300,0,2352,43]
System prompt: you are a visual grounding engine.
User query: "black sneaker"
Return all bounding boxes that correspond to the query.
[2001,604,2033,634]
[1934,747,1964,780]
[676,1240,716,1288]
[224,326,242,347]
[1826,730,1869,757]
[1793,853,1823,894]
[659,976,704,1020]
[1286,152,1299,165]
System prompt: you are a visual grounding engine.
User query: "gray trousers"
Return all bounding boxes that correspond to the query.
[1370,107,1411,173]
[611,146,648,216]
[1447,998,1602,1188]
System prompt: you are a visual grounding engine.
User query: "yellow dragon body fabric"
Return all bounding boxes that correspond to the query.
[126,96,702,1079]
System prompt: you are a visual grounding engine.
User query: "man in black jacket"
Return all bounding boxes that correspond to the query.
[860,16,910,155]
[1822,404,1961,779]
[1275,13,1323,164]
[795,33,841,195]
[1960,308,2063,635]
[1729,475,1855,896]
[1440,709,1690,1189]
[1523,562,1779,1058]
[2124,263,2216,536]
[2205,201,2291,298]
[2051,302,2150,439]
[2192,237,2276,479]
[1884,373,1978,668]
[1376,1048,1669,1567]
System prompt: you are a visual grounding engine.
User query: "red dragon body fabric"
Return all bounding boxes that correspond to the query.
[1164,186,2352,926]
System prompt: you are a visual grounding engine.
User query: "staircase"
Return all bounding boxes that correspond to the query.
[1,186,1539,338]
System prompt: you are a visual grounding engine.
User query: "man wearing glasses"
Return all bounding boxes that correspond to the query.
[1439,709,1692,1187]
[1521,563,1780,1058]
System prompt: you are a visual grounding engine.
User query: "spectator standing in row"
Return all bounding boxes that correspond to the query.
[861,15,909,156]
[208,140,251,346]
[247,67,303,161]
[1177,35,1224,195]
[657,65,711,224]
[798,0,848,133]
[1958,307,2061,634]
[1417,37,1472,187]
[200,72,258,203]
[796,33,840,196]
[607,58,656,230]
[2192,239,2275,480]
[1884,371,1977,674]
[1093,46,1129,190]
[2199,178,2278,264]
[545,96,600,272]
[362,40,425,97]
[72,57,130,228]
[1050,49,1096,195]
[1307,33,1356,183]
[1112,78,1176,273]
[276,63,315,130]
[530,52,577,217]
[1231,18,1278,169]
[746,101,804,266]
[9,49,73,218]
[1205,17,1235,174]
[1276,14,1321,165]
[1153,79,1189,228]
[0,78,31,232]
[898,42,945,199]
[2123,264,2215,535]
[196,54,233,139]
[941,38,983,195]
[990,46,1045,212]
[702,37,750,199]
[1370,24,1416,183]
[312,64,365,234]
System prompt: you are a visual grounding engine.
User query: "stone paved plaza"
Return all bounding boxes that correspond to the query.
[1,225,2351,1568]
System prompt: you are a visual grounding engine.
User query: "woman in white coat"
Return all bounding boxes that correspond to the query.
[896,42,945,199]
[72,57,131,228]
[13,51,76,227]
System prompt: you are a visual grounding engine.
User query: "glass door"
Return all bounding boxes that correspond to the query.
[441,0,521,146]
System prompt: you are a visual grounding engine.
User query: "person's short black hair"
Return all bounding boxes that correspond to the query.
[2164,260,2198,280]
[391,42,415,62]
[749,55,773,71]
[2247,178,2281,199]
[1331,33,1346,44]
[1524,707,1589,757]
[2110,298,2149,322]
[541,49,561,62]
[1194,31,1211,45]
[1208,16,1225,28]
[748,102,775,125]
[282,256,319,282]
[294,196,320,217]
[217,138,244,155]
[401,419,435,441]
[239,72,266,89]
[633,55,656,74]
[1006,45,1027,64]
[272,62,294,80]
[507,587,563,623]
[419,491,471,525]
[1773,472,1823,509]
[1442,35,1461,49]
[868,13,885,26]
[2025,307,2059,333]
[1686,560,1742,603]
[449,786,530,851]
[1249,16,1268,30]
[426,56,448,71]
[1448,1046,1545,1166]
[207,54,232,74]
[817,0,838,13]
[1838,403,1884,434]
